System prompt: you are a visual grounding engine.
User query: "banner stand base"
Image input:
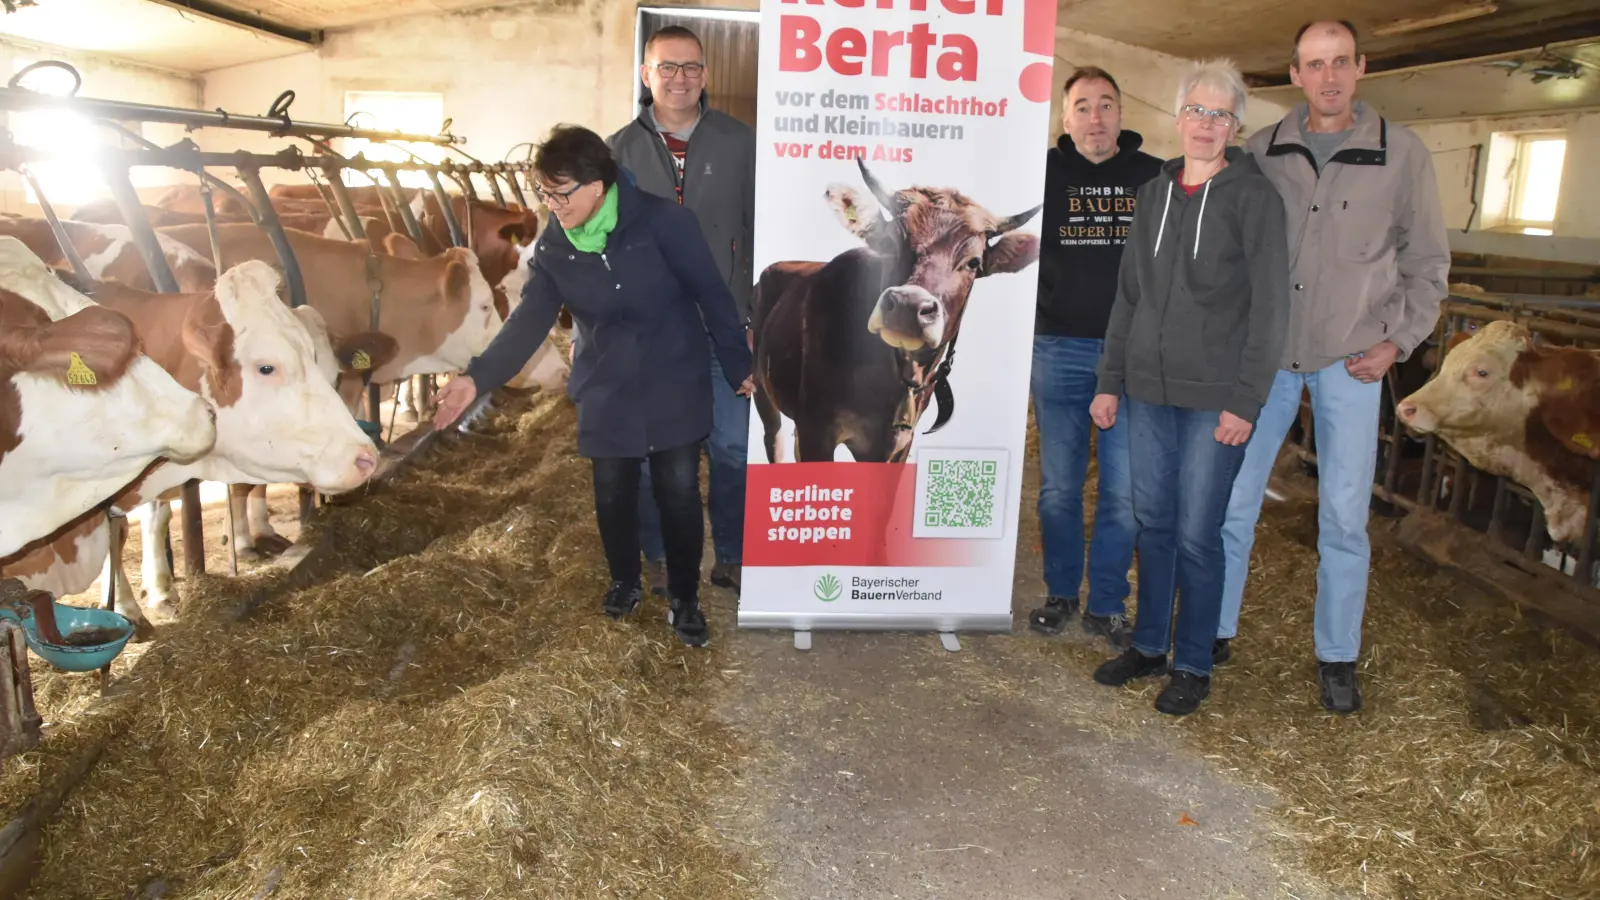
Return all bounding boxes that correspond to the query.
[938,632,961,653]
[794,630,811,651]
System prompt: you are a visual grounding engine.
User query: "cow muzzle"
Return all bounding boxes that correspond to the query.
[867,285,945,351]
[1395,396,1436,434]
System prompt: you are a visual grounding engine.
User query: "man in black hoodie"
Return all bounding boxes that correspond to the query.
[1028,67,1163,650]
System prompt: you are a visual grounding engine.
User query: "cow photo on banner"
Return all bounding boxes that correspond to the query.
[740,0,1060,633]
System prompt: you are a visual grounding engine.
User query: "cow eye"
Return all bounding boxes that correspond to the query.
[1475,367,1489,378]
[965,257,982,272]
[257,365,275,376]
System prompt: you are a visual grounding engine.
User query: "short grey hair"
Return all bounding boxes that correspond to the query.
[1174,58,1248,122]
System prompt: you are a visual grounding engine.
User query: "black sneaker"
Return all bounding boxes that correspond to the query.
[1213,638,1232,666]
[1093,647,1168,686]
[668,598,710,648]
[1318,661,1362,714]
[603,580,642,619]
[1155,671,1211,716]
[1082,612,1133,651]
[1027,595,1079,635]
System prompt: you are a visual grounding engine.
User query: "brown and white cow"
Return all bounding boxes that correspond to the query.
[751,159,1040,464]
[0,238,217,559]
[155,222,503,405]
[1396,319,1600,544]
[2,257,393,635]
[0,216,216,293]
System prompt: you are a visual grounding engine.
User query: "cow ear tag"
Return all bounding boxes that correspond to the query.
[65,352,98,386]
[351,349,372,371]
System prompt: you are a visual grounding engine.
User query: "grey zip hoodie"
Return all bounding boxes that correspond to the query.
[1095,146,1291,424]
[607,91,757,325]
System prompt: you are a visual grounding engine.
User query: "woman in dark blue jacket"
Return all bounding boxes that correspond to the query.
[433,124,753,648]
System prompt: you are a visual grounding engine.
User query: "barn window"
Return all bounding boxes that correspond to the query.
[7,59,105,207]
[1507,132,1566,235]
[340,91,447,190]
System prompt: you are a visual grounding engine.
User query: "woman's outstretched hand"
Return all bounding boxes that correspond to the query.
[432,375,478,430]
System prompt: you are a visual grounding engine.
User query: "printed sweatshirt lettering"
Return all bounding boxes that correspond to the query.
[1095,147,1291,424]
[1036,130,1163,338]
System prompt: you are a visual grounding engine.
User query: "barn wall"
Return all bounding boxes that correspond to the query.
[197,0,754,186]
[0,37,201,214]
[1049,28,1295,161]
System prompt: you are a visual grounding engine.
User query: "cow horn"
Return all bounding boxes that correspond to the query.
[856,158,900,216]
[992,203,1043,235]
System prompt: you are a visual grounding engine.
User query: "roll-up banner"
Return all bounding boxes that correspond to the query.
[740,0,1060,634]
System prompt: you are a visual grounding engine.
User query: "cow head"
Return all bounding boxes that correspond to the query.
[182,260,380,494]
[1397,320,1535,438]
[0,290,217,557]
[827,160,1040,352]
[407,246,505,376]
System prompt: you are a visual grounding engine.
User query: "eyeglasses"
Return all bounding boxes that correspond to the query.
[651,61,705,79]
[1180,104,1239,128]
[533,182,584,206]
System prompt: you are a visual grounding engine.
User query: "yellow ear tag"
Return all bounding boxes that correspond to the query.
[845,206,858,224]
[351,349,372,371]
[65,352,98,386]
[1572,432,1593,450]
[1558,376,1574,392]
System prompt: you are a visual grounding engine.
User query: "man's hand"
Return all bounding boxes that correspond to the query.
[1345,339,1400,383]
[1090,393,1119,430]
[1216,410,1253,446]
[432,375,478,430]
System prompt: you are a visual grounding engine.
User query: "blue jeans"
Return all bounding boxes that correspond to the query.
[1126,398,1247,677]
[1218,363,1380,662]
[640,336,749,564]
[1031,336,1135,615]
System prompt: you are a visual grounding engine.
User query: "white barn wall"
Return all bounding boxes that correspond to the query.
[1405,110,1600,263]
[197,0,747,185]
[0,37,201,214]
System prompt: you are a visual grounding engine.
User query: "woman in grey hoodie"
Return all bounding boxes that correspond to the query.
[1089,59,1290,716]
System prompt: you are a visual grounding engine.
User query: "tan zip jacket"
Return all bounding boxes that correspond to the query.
[1244,101,1449,374]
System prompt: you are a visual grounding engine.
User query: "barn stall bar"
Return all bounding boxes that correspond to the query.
[1280,273,1600,639]
[0,75,559,893]
[0,69,542,554]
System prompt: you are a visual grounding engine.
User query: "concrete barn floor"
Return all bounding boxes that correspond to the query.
[712,462,1342,900]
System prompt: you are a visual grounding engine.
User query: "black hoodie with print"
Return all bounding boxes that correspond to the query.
[1036,129,1164,339]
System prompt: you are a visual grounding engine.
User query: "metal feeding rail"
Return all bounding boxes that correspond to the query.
[0,62,535,582]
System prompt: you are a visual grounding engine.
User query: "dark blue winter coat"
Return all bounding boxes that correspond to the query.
[462,171,752,459]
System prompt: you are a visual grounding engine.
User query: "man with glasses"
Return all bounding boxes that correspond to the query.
[609,24,757,598]
[1220,20,1449,714]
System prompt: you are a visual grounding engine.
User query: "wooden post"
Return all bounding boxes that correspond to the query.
[181,480,205,577]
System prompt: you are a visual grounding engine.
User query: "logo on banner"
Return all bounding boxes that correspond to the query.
[813,573,842,602]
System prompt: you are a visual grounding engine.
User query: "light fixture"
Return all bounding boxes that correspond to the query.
[1372,1,1498,38]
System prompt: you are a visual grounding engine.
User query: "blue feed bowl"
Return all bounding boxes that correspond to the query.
[1,602,134,672]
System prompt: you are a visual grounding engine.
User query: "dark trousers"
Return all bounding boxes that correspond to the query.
[1125,397,1248,677]
[592,440,705,604]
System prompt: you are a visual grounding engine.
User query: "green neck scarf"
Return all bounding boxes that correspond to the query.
[564,182,619,254]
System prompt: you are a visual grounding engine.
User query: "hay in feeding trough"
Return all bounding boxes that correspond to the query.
[1055,461,1600,900]
[19,390,764,900]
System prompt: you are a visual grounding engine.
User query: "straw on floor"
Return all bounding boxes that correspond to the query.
[16,388,765,900]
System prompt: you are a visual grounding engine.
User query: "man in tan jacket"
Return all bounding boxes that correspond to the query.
[1216,20,1450,714]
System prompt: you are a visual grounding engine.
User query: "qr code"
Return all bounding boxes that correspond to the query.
[913,449,1009,540]
[924,459,998,528]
